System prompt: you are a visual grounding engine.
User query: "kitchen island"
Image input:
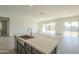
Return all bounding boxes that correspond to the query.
[14,33,61,54]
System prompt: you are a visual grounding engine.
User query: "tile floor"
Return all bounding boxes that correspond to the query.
[57,35,79,54]
[0,36,16,54]
[0,35,79,54]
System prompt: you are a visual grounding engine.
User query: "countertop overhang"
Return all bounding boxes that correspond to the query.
[15,33,62,54]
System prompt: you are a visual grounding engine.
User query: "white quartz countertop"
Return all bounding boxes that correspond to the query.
[16,33,62,54]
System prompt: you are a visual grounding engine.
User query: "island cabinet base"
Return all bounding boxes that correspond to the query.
[51,47,57,54]
[31,48,42,54]
[15,41,57,54]
[25,43,42,54]
[24,43,31,54]
[14,36,57,54]
[31,47,57,54]
[17,41,26,54]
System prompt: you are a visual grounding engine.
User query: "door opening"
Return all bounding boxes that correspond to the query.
[0,17,10,36]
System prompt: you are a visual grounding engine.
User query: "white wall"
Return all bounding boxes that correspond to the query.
[9,16,38,36]
[38,16,79,36]
[0,13,79,36]
[54,16,78,35]
[0,10,38,36]
[0,6,79,36]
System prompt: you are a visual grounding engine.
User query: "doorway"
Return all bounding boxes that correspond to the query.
[0,17,10,36]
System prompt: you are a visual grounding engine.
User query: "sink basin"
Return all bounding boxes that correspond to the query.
[19,35,34,40]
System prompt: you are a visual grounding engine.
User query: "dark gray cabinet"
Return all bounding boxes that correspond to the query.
[14,36,18,52]
[14,37,31,54]
[25,43,31,54]
[14,36,42,54]
[25,48,31,54]
[14,36,57,54]
[51,47,57,54]
[31,48,42,54]
[17,42,26,54]
[14,36,26,54]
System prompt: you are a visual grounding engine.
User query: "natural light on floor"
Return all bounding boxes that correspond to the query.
[64,31,78,37]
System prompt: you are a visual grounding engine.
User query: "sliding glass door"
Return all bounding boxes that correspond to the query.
[64,21,78,36]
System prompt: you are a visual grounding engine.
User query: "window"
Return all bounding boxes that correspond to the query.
[41,23,55,35]
[64,21,78,36]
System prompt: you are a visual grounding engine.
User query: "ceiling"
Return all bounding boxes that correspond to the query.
[0,5,79,20]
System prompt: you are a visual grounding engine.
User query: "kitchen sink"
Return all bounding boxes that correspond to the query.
[19,35,34,40]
